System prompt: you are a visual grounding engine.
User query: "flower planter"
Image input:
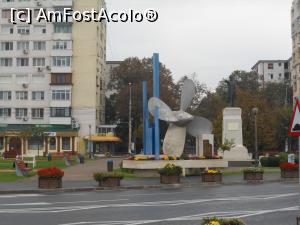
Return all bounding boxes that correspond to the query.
[243,171,264,182]
[281,169,299,179]
[201,172,222,183]
[160,175,180,184]
[98,176,122,187]
[38,177,62,189]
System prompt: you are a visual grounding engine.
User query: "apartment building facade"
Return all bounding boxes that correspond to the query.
[0,0,106,156]
[251,59,291,85]
[292,0,300,99]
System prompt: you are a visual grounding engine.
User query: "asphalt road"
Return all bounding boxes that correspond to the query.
[0,182,298,225]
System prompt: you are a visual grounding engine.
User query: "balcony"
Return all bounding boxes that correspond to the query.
[49,117,71,125]
[52,0,73,7]
[50,73,72,86]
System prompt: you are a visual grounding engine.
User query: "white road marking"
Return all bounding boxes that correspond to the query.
[57,207,299,225]
[0,194,43,198]
[0,192,296,214]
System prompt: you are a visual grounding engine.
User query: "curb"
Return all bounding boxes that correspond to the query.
[0,179,297,195]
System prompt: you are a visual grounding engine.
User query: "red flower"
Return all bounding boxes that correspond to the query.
[37,167,64,178]
[279,162,299,170]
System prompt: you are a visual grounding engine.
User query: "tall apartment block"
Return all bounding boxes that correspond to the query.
[292,0,300,99]
[251,59,291,85]
[0,0,106,157]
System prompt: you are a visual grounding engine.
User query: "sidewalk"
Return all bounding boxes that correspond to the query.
[0,158,293,194]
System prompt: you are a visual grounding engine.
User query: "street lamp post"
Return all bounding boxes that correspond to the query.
[88,124,92,159]
[128,83,132,154]
[252,108,259,167]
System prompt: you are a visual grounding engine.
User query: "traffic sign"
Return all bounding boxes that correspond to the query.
[289,99,300,136]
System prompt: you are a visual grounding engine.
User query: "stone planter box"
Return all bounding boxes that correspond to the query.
[281,169,298,179]
[38,177,62,189]
[98,177,122,187]
[201,172,222,183]
[243,171,264,181]
[160,175,180,184]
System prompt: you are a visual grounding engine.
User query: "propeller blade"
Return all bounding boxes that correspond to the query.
[186,116,213,137]
[180,79,196,111]
[163,124,186,157]
[148,97,178,122]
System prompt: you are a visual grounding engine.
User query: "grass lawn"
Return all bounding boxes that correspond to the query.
[0,172,36,182]
[113,168,137,179]
[0,156,79,182]
[222,167,280,176]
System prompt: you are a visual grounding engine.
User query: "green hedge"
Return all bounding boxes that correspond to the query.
[260,156,280,167]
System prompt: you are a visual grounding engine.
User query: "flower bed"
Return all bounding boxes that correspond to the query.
[201,217,246,225]
[37,167,64,189]
[201,169,222,183]
[93,172,124,187]
[280,162,299,179]
[158,163,182,184]
[126,154,223,161]
[243,167,264,182]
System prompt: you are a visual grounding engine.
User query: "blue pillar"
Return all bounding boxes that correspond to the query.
[142,81,151,155]
[153,53,160,159]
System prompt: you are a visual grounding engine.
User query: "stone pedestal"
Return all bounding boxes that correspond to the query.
[222,108,251,160]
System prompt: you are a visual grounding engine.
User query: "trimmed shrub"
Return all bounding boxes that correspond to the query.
[260,156,280,167]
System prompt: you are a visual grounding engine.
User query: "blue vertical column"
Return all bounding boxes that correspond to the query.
[142,81,150,155]
[153,53,160,159]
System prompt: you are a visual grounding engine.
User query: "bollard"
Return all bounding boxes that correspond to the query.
[107,159,113,172]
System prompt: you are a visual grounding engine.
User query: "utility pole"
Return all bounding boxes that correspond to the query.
[88,124,92,159]
[128,82,132,154]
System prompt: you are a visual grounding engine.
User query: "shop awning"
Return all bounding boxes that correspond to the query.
[84,135,122,142]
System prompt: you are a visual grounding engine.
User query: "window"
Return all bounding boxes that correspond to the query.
[0,42,13,51]
[2,0,15,2]
[52,90,71,100]
[285,72,290,80]
[33,41,46,50]
[15,108,27,118]
[32,108,44,119]
[0,108,11,117]
[17,41,29,50]
[53,41,69,50]
[32,91,44,100]
[62,137,70,150]
[1,25,14,34]
[51,74,72,85]
[269,74,273,80]
[278,63,282,67]
[33,25,46,34]
[33,58,45,67]
[27,137,43,150]
[50,107,71,117]
[16,91,28,100]
[17,58,29,67]
[54,24,72,33]
[0,91,11,100]
[1,9,11,18]
[284,62,289,70]
[268,63,273,69]
[49,137,56,150]
[0,58,12,67]
[52,56,71,67]
[17,26,30,35]
[279,73,282,78]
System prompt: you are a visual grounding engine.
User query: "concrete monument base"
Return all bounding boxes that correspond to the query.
[122,159,228,176]
[221,145,252,161]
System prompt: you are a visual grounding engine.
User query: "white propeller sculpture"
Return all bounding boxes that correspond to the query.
[148,79,213,157]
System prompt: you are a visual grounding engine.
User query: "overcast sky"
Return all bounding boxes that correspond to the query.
[106,0,293,89]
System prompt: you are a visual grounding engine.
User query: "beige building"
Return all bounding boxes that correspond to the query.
[292,0,300,99]
[0,0,106,157]
[72,0,107,152]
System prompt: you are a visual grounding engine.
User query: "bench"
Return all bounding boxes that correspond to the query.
[15,160,31,177]
[21,155,36,169]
